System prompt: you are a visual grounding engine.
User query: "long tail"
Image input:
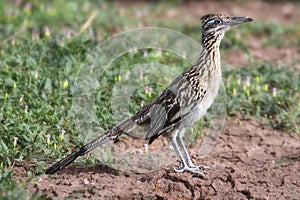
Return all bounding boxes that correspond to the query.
[45,127,123,175]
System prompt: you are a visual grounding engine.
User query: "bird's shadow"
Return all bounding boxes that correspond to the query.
[276,155,300,163]
[54,164,119,176]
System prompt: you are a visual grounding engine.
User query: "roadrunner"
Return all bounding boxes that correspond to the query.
[45,14,253,176]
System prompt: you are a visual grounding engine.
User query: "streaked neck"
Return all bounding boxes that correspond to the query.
[199,32,224,75]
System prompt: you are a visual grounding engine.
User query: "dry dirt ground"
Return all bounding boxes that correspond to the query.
[14,117,300,199]
[13,0,300,199]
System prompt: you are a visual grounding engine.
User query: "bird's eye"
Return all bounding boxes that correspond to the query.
[207,18,221,25]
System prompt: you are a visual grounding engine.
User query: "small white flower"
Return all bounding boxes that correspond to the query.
[139,70,144,79]
[63,80,69,89]
[45,26,51,37]
[13,137,18,148]
[20,94,24,103]
[141,100,145,107]
[143,50,148,57]
[144,144,149,155]
[60,129,65,140]
[46,134,51,145]
[272,87,277,97]
[34,70,39,79]
[237,75,241,85]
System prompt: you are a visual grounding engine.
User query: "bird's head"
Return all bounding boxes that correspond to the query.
[201,14,253,47]
[201,14,253,35]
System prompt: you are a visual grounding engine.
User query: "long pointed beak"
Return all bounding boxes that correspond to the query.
[229,16,253,27]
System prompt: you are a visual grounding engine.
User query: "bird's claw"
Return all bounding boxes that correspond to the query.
[173,165,206,177]
[173,166,185,173]
[189,164,214,171]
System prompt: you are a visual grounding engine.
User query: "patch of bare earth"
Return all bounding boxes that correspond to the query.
[227,39,300,70]
[163,0,300,25]
[13,118,300,199]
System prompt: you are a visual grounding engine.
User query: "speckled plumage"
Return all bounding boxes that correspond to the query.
[46,14,253,176]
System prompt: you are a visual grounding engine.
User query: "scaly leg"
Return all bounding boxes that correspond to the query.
[168,130,188,167]
[168,129,205,176]
[177,131,212,172]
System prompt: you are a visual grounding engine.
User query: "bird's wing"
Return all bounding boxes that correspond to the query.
[127,71,209,143]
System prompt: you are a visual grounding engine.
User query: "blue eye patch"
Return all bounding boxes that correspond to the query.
[207,18,221,25]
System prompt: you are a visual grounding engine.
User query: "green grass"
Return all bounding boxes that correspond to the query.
[0,0,300,199]
[224,64,300,131]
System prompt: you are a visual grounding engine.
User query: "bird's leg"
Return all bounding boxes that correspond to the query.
[168,130,188,169]
[168,130,205,176]
[177,132,212,172]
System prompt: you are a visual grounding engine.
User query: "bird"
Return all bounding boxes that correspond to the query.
[45,14,253,176]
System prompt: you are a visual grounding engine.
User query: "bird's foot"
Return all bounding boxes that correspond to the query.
[174,165,212,177]
[188,164,213,171]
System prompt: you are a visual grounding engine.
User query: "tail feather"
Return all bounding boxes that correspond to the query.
[45,147,88,174]
[45,129,121,175]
